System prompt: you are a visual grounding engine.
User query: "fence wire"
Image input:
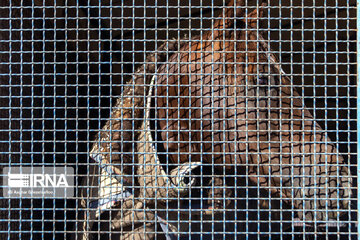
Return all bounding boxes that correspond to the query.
[0,0,357,239]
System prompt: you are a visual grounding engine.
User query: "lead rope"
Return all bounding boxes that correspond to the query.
[77,40,180,240]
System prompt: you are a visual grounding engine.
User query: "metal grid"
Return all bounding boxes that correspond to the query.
[0,0,357,239]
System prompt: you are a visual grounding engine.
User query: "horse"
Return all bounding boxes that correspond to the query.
[154,0,351,222]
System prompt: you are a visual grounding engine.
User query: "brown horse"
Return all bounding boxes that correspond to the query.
[155,0,351,222]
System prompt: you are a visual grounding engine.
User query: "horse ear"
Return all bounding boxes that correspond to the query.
[243,2,266,29]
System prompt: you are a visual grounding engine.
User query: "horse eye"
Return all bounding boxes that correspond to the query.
[258,76,269,85]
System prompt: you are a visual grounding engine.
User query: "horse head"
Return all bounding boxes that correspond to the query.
[155,0,351,222]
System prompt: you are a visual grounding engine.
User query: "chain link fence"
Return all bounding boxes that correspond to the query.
[0,0,356,239]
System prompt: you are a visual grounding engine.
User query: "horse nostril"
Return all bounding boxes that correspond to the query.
[258,76,268,85]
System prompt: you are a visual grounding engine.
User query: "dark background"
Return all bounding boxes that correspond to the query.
[0,0,356,239]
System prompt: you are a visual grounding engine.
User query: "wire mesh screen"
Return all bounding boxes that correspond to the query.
[0,0,357,239]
